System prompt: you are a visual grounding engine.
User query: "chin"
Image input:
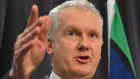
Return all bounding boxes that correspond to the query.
[71,65,94,78]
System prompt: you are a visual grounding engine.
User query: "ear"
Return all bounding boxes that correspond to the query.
[46,38,53,55]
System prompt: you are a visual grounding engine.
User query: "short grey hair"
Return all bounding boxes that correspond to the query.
[48,0,103,40]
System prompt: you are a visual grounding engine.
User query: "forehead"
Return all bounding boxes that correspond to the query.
[57,8,100,31]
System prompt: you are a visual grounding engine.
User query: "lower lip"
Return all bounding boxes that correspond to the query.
[75,57,89,64]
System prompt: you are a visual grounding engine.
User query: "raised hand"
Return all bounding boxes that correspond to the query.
[9,5,50,79]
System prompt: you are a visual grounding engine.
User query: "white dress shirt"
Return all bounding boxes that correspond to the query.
[50,71,62,79]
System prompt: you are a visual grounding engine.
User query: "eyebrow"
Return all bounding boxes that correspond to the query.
[63,24,101,36]
[63,25,79,32]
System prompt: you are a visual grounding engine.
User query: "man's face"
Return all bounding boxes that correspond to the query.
[50,8,102,79]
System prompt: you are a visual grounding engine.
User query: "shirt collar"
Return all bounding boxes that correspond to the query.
[50,71,62,79]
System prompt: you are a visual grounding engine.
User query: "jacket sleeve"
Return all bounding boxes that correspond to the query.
[2,72,10,79]
[2,72,33,79]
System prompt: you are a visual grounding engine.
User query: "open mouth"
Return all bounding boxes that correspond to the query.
[76,56,89,64]
[79,56,89,60]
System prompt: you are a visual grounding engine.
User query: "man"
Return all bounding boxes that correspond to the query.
[3,0,103,79]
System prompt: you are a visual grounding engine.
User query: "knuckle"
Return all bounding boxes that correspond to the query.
[24,29,28,34]
[22,38,26,44]
[20,44,27,52]
[14,51,19,58]
[14,42,18,49]
[17,34,22,40]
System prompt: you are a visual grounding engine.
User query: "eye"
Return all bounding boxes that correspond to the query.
[68,31,76,36]
[90,33,95,38]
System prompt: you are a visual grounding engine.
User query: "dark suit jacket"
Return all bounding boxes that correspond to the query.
[2,72,50,79]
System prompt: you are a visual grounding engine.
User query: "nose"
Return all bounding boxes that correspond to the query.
[78,35,90,51]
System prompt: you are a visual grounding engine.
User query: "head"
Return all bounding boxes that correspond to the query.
[46,0,103,79]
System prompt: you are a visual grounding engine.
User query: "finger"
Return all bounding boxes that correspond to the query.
[38,16,50,41]
[23,17,43,37]
[15,17,43,50]
[15,40,33,59]
[42,16,50,36]
[27,4,38,27]
[42,16,50,41]
[16,34,22,41]
[15,26,41,50]
[22,26,41,46]
[14,34,23,50]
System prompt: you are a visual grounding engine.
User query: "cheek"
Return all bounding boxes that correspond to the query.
[52,38,78,71]
[53,38,77,60]
[91,42,102,59]
[90,43,101,72]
